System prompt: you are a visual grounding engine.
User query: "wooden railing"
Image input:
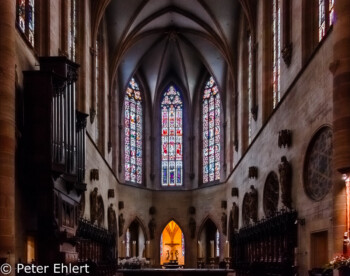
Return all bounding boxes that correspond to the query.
[233,210,298,276]
[76,218,116,276]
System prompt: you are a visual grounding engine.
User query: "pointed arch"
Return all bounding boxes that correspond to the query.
[125,216,148,258]
[90,0,111,45]
[123,77,143,184]
[127,216,148,241]
[110,6,230,84]
[202,76,222,184]
[153,80,191,188]
[160,219,185,266]
[121,77,148,185]
[197,215,220,237]
[160,84,184,186]
[197,216,220,263]
[159,218,186,239]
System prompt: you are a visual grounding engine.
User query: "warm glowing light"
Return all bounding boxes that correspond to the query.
[27,236,35,263]
[160,220,185,265]
[345,175,350,246]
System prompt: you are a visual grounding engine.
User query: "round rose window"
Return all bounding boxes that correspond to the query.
[304,127,333,201]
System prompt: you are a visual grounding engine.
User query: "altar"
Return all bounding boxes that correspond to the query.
[116,269,235,276]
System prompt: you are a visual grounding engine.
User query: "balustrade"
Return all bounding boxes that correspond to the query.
[234,210,297,276]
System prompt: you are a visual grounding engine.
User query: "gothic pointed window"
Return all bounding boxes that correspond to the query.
[94,25,105,151]
[319,0,326,40]
[216,229,220,257]
[304,0,335,61]
[126,228,131,257]
[319,0,335,41]
[68,0,77,61]
[272,0,281,108]
[248,34,253,144]
[161,85,183,186]
[16,0,35,47]
[202,77,221,184]
[329,0,335,27]
[124,78,143,184]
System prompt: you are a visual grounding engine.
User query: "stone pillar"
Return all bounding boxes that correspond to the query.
[0,0,16,272]
[332,0,350,255]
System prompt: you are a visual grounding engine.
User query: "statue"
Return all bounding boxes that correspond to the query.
[278,130,292,148]
[118,213,125,237]
[90,188,98,223]
[242,193,251,226]
[221,212,227,235]
[231,202,239,230]
[249,185,258,223]
[78,192,85,219]
[148,218,156,239]
[97,196,104,227]
[189,217,196,239]
[279,156,292,209]
[108,204,117,235]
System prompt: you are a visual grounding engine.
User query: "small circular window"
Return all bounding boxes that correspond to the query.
[304,127,333,201]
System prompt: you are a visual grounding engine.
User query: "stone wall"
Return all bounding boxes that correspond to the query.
[10,0,340,274]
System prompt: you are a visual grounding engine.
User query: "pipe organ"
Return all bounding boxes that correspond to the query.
[23,56,88,265]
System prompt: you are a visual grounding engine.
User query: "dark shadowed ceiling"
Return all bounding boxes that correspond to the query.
[105,0,240,104]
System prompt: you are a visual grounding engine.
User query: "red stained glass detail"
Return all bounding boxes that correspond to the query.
[161,86,183,186]
[202,77,221,183]
[124,78,142,184]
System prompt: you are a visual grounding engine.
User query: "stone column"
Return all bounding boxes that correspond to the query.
[0,0,16,272]
[332,0,350,255]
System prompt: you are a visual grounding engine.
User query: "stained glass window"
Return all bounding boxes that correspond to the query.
[329,0,335,27]
[95,38,100,144]
[161,85,183,186]
[216,229,220,257]
[68,0,77,61]
[160,234,163,257]
[248,35,253,144]
[126,229,130,257]
[17,0,35,47]
[319,0,335,41]
[272,0,281,109]
[125,78,143,184]
[202,77,221,184]
[319,0,326,41]
[182,233,185,257]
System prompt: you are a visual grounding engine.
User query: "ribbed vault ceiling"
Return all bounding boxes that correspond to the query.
[105,0,240,104]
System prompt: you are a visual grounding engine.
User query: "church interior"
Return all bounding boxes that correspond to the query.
[1,0,350,275]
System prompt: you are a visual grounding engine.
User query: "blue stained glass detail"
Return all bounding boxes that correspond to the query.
[161,86,183,186]
[17,0,34,46]
[202,77,221,183]
[124,78,142,184]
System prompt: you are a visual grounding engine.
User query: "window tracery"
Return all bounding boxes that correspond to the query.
[248,35,253,143]
[272,0,281,108]
[124,78,143,184]
[203,77,221,183]
[319,0,335,41]
[68,0,77,61]
[17,0,35,47]
[161,85,183,186]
